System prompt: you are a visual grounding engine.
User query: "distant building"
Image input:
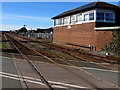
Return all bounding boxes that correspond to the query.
[22,28,53,40]
[52,1,120,51]
[19,25,28,33]
[37,27,53,33]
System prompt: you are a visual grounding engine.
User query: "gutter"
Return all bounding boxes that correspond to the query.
[94,26,120,30]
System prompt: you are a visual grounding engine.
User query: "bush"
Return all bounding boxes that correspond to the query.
[102,30,120,57]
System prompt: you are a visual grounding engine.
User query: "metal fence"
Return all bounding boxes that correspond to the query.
[18,32,53,40]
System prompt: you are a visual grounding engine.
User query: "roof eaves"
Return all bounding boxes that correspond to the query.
[52,2,96,19]
[52,1,120,19]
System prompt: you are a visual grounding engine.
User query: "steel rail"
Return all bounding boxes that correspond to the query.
[3,34,29,88]
[5,34,54,90]
[13,34,119,64]
[39,43,119,64]
[5,33,115,89]
[14,34,120,64]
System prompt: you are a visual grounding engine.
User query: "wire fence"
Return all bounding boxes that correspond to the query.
[18,32,53,40]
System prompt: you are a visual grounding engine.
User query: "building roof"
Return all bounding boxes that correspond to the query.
[36,28,53,33]
[52,1,120,19]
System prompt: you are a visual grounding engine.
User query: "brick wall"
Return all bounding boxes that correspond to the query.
[53,22,113,51]
[96,31,113,50]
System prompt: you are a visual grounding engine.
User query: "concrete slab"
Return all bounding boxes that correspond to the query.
[83,68,120,86]
[14,59,48,88]
[1,56,22,88]
[67,60,111,70]
[32,61,118,89]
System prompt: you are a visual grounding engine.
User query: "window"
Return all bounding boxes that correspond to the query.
[84,14,89,21]
[70,16,72,24]
[76,14,79,22]
[76,14,82,22]
[70,15,75,24]
[89,13,94,20]
[105,13,113,21]
[63,17,69,25]
[59,18,62,25]
[96,12,104,20]
[54,19,59,26]
[54,18,63,26]
[96,11,115,22]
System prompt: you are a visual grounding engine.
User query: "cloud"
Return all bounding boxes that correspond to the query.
[0,24,22,31]
[0,24,52,31]
[0,13,53,31]
[2,13,51,21]
[0,13,52,31]
[17,15,50,21]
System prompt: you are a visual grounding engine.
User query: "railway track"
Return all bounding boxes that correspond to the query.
[3,33,119,89]
[5,33,120,72]
[36,43,120,64]
[9,33,120,64]
[4,33,120,74]
[4,34,54,89]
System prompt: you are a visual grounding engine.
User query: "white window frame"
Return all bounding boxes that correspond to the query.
[54,19,59,26]
[54,18,64,26]
[59,18,63,26]
[82,10,95,23]
[63,16,69,25]
[54,9,115,27]
[70,15,76,25]
[84,14,89,21]
[76,13,82,24]
[89,12,94,20]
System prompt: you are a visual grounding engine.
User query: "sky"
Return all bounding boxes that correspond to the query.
[1,1,120,31]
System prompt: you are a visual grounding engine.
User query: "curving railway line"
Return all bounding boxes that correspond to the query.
[10,33,120,64]
[4,33,54,89]
[3,33,119,89]
[6,33,120,67]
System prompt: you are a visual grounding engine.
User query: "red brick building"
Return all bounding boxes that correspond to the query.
[52,1,120,51]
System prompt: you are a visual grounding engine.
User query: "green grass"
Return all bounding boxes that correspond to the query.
[0,42,6,49]
[0,42,2,48]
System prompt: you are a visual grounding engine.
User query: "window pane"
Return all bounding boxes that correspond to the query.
[76,14,79,22]
[89,13,94,20]
[55,19,59,26]
[76,14,82,22]
[64,17,69,24]
[84,14,89,21]
[70,16,72,24]
[97,12,104,20]
[79,15,82,21]
[105,13,113,21]
[70,15,75,24]
[59,18,62,25]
